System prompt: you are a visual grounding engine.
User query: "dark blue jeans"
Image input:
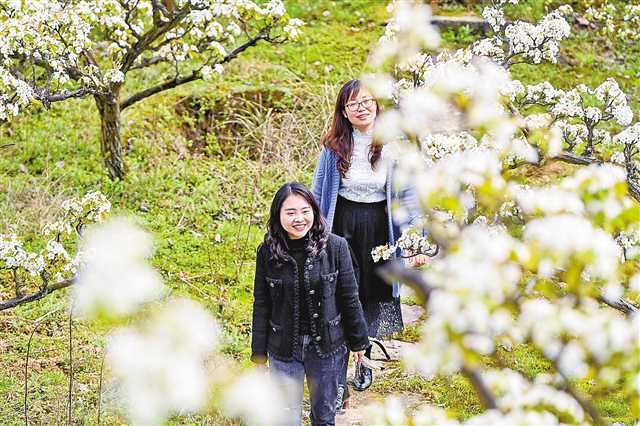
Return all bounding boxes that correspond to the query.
[269,335,346,426]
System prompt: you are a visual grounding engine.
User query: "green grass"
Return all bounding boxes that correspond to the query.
[373,366,483,420]
[1,0,638,424]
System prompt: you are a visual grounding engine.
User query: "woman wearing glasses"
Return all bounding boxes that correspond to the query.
[312,79,425,411]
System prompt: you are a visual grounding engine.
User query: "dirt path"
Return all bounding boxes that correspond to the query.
[336,301,425,426]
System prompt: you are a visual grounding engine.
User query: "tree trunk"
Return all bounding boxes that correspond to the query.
[95,93,125,180]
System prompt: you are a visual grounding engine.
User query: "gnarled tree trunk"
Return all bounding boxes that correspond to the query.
[95,91,124,180]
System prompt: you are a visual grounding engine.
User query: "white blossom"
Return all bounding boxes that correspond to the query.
[106,298,219,424]
[523,215,621,280]
[614,122,640,147]
[372,1,440,67]
[513,185,584,216]
[104,69,125,85]
[222,370,291,425]
[73,218,164,318]
[282,18,304,40]
[616,228,640,260]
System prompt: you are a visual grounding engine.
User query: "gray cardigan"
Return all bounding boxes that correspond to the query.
[311,147,419,298]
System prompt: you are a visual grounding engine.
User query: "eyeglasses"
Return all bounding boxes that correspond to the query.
[345,98,375,112]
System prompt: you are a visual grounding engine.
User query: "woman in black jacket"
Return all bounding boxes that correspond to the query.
[251,182,369,426]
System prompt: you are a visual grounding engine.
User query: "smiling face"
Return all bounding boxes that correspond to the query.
[280,194,314,240]
[343,87,377,133]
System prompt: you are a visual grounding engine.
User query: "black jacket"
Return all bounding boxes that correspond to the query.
[251,233,369,363]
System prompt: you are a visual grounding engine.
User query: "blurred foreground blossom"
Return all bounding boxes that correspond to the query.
[359,0,640,422]
[73,218,164,318]
[373,1,440,67]
[106,298,219,424]
[222,369,290,425]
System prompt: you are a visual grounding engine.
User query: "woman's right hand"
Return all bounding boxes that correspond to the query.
[353,350,365,364]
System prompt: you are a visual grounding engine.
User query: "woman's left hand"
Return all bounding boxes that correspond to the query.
[353,350,365,364]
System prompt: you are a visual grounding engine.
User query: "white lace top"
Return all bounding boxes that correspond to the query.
[338,129,387,203]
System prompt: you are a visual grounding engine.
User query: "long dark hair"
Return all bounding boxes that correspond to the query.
[321,79,383,177]
[264,183,328,265]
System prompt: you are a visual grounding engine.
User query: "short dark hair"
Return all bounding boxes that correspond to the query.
[264,183,328,265]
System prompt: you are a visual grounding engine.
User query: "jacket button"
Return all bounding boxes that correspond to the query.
[312,313,319,319]
[315,336,321,342]
[309,289,315,295]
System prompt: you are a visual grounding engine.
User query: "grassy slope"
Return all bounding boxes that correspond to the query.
[0,0,637,424]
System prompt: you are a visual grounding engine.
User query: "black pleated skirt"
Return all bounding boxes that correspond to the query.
[332,196,403,338]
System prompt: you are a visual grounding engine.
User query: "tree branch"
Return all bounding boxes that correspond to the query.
[378,260,434,303]
[627,177,640,203]
[120,70,199,110]
[598,295,639,315]
[120,33,270,110]
[554,363,607,426]
[556,150,600,166]
[0,279,73,311]
[24,308,61,425]
[461,365,498,410]
[67,310,74,425]
[129,55,167,70]
[41,88,91,104]
[120,6,190,72]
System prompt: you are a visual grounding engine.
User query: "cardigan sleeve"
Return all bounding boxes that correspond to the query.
[389,153,424,230]
[396,184,422,227]
[311,147,327,206]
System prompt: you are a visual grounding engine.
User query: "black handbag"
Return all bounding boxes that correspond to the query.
[351,359,372,391]
[351,338,391,391]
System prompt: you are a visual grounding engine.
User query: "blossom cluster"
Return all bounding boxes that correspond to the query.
[362,1,639,422]
[371,224,435,263]
[472,2,570,67]
[514,78,635,158]
[372,1,440,68]
[419,132,482,163]
[0,234,44,276]
[1,191,111,294]
[585,2,640,42]
[617,227,640,261]
[532,79,634,128]
[73,218,164,318]
[371,243,395,263]
[520,298,640,382]
[44,191,111,236]
[0,0,301,119]
[106,298,219,424]
[614,122,640,148]
[364,369,588,425]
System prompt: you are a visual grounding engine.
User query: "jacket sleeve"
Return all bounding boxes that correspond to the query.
[311,148,327,205]
[251,245,270,364]
[335,237,370,352]
[396,184,422,228]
